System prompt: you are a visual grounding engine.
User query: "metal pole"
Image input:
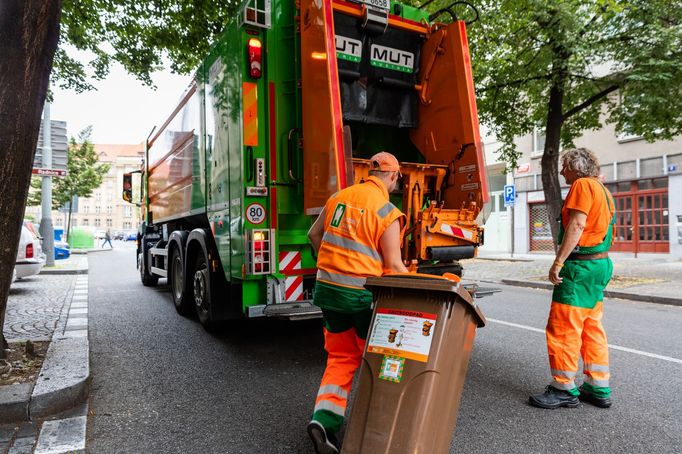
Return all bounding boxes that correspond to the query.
[510,204,515,258]
[39,102,55,266]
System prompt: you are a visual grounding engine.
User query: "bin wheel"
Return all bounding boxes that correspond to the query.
[170,247,192,316]
[193,252,217,332]
[139,253,158,287]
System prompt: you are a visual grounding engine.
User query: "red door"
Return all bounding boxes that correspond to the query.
[609,179,669,253]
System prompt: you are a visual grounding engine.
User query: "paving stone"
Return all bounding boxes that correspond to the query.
[34,416,86,454]
[5,275,76,342]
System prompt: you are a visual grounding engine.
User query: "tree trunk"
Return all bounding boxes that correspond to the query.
[0,0,62,358]
[541,82,565,250]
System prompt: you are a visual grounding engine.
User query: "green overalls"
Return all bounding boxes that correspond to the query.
[552,182,615,309]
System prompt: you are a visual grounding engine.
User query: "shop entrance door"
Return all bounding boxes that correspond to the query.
[609,178,669,253]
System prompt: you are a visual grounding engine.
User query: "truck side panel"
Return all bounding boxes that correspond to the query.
[148,87,207,223]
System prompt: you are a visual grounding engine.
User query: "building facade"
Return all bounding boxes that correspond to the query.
[480,123,682,257]
[27,143,144,237]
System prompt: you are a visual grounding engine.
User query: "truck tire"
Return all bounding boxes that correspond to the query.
[170,247,192,316]
[139,252,158,287]
[193,251,217,332]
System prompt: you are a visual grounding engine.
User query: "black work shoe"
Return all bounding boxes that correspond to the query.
[307,420,339,454]
[579,386,612,408]
[529,386,580,409]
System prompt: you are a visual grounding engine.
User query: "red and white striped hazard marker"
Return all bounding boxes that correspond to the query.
[279,251,304,301]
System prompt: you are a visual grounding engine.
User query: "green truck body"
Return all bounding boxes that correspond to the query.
[130,0,490,328]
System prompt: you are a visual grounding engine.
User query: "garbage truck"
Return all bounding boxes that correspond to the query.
[123,0,490,329]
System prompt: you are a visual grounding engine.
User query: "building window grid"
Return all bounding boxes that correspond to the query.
[515,153,679,192]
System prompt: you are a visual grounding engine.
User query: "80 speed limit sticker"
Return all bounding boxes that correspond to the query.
[246,203,266,224]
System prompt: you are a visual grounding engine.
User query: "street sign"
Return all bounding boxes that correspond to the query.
[32,168,67,177]
[33,120,68,172]
[504,184,516,207]
[668,164,678,172]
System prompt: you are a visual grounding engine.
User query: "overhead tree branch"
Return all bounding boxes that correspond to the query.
[479,74,551,93]
[563,84,620,119]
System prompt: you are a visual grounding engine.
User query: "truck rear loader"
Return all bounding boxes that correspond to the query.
[123,0,490,329]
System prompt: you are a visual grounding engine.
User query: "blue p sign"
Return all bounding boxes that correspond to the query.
[504,184,516,207]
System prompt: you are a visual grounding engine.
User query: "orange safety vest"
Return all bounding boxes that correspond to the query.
[316,176,405,290]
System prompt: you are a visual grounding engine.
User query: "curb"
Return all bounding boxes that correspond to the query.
[0,260,90,423]
[500,279,682,307]
[40,268,88,275]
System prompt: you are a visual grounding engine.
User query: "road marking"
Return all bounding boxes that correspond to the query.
[487,318,682,364]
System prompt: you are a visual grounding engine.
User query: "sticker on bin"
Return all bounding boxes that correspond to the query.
[379,355,405,383]
[367,309,437,363]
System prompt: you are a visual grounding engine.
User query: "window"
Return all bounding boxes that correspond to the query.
[616,132,643,143]
[123,206,132,217]
[107,192,112,201]
[94,219,101,227]
[106,218,112,227]
[95,192,101,201]
[72,219,78,227]
[123,222,132,229]
[532,126,546,156]
[82,205,89,214]
[106,205,113,214]
[95,206,101,214]
[106,180,113,189]
[83,219,89,226]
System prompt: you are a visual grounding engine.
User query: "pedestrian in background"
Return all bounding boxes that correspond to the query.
[530,147,615,410]
[101,228,113,249]
[306,152,407,454]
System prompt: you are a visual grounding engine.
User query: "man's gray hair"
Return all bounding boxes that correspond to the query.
[561,147,600,178]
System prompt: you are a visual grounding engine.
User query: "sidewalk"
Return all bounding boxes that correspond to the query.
[1,254,90,453]
[465,251,682,306]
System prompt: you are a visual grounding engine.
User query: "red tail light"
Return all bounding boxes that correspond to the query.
[248,38,262,79]
[26,243,34,258]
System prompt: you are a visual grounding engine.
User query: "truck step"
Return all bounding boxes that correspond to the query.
[263,302,322,320]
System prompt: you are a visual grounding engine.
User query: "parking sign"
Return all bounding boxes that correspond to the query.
[504,184,516,207]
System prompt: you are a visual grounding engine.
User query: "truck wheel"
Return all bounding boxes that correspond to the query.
[170,247,192,316]
[193,251,217,331]
[139,252,158,287]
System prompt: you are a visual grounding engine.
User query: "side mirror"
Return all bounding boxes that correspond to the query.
[122,173,133,203]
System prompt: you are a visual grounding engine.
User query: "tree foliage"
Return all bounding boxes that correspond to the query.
[55,0,239,93]
[419,0,682,242]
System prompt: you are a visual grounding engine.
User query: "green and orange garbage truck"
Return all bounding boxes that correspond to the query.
[123,0,490,329]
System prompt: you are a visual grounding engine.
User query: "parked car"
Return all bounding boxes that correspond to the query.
[15,223,46,279]
[125,231,137,241]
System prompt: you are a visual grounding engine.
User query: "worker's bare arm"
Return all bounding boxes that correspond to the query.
[307,208,326,253]
[380,219,408,273]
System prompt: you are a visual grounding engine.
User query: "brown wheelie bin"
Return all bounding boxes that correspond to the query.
[342,274,486,454]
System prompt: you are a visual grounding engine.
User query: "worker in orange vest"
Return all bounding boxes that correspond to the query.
[529,147,615,410]
[306,151,408,454]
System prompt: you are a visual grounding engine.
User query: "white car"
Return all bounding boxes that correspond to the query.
[15,224,46,279]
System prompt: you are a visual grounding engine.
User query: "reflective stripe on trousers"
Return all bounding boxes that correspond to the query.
[546,301,610,390]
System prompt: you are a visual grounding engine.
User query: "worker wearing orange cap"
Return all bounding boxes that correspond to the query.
[306,151,408,454]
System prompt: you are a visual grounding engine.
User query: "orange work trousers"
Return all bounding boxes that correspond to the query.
[312,327,366,432]
[546,301,610,394]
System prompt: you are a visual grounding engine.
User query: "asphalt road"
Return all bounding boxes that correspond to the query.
[87,247,682,453]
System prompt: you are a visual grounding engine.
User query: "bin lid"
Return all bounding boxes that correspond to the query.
[365,274,486,327]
